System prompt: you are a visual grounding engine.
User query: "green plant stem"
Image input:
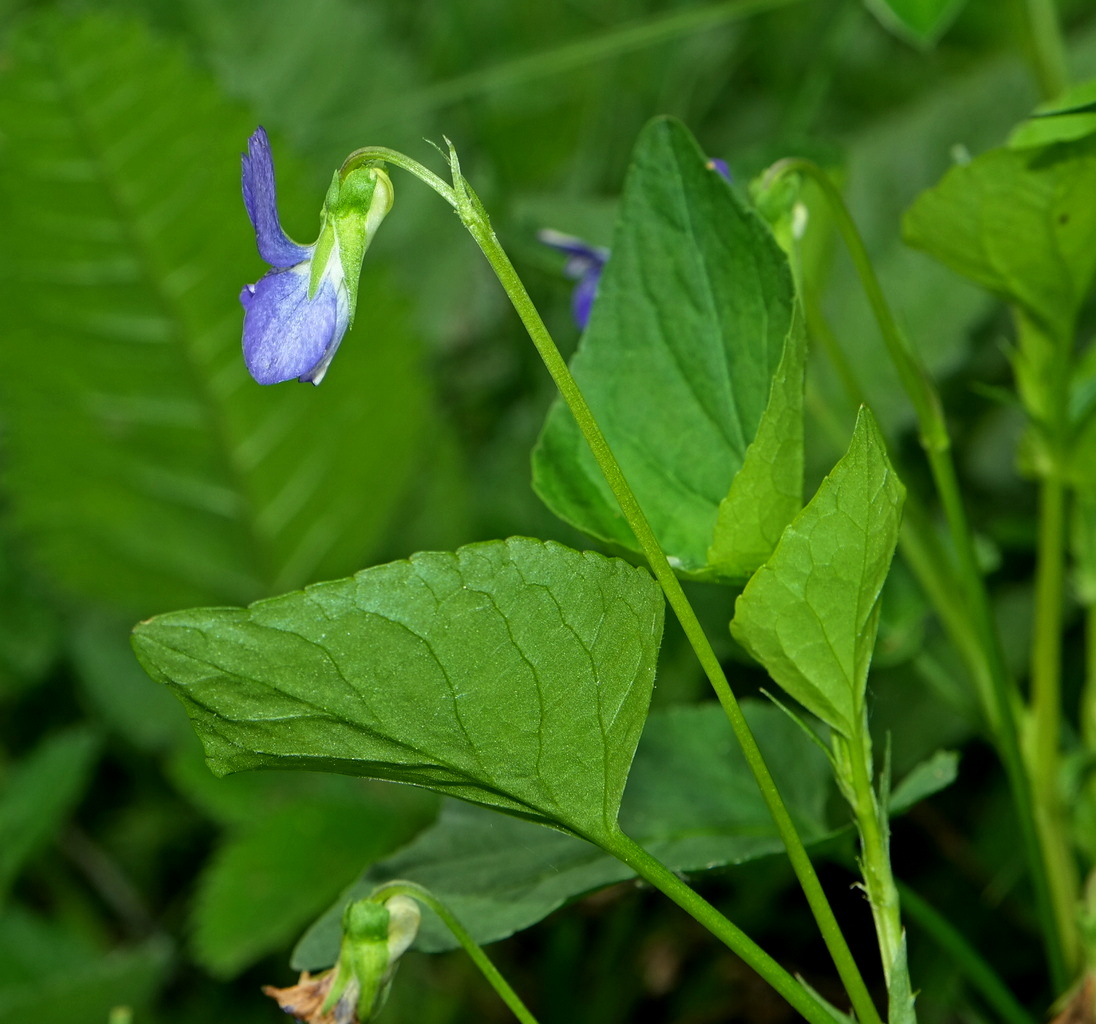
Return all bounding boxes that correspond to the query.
[1024,314,1081,976]
[370,882,540,1024]
[833,724,907,1003]
[765,157,1067,991]
[1016,0,1069,100]
[601,830,844,1024]
[897,884,1037,1024]
[356,142,883,1024]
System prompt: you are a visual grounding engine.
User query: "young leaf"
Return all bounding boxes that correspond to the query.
[863,0,967,46]
[730,409,905,737]
[707,310,805,575]
[293,700,836,962]
[533,116,801,579]
[903,136,1096,340]
[132,538,664,844]
[0,13,430,616]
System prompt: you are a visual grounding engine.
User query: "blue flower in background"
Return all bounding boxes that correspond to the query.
[536,229,609,330]
[540,157,731,330]
[240,127,393,385]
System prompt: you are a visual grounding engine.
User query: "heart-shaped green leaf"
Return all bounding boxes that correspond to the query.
[132,538,664,844]
[533,117,801,580]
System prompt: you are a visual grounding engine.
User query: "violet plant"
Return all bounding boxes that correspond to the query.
[2,3,1094,1023]
[131,51,1096,1021]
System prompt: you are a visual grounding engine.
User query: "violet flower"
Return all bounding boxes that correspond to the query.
[536,229,609,330]
[540,157,731,330]
[240,127,393,385]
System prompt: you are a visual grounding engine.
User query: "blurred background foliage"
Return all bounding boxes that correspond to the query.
[1,0,1095,1021]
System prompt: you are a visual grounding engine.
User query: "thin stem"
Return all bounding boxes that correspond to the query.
[460,198,881,1024]
[601,830,846,1024]
[370,882,540,1024]
[897,884,1037,1024]
[766,157,1068,992]
[833,725,906,997]
[1016,0,1069,100]
[1023,313,1081,974]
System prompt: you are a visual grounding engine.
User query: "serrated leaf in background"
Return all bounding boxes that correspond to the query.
[0,726,101,900]
[533,117,799,578]
[731,409,905,736]
[0,13,431,616]
[132,537,664,842]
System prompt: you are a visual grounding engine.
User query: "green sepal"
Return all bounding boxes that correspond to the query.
[307,163,395,324]
[333,163,394,327]
[322,898,395,1021]
[308,173,341,302]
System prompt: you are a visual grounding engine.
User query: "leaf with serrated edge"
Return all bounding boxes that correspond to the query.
[132,538,664,844]
[731,409,905,737]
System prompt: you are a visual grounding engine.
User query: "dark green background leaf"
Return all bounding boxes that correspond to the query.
[132,538,664,842]
[0,727,101,900]
[0,909,170,1024]
[533,117,799,578]
[191,788,424,977]
[294,700,960,962]
[293,700,836,961]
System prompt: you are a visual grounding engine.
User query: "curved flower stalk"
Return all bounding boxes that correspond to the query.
[240,127,394,385]
[538,157,731,329]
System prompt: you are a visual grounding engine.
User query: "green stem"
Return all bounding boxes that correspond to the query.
[897,884,1037,1024]
[1024,315,1081,976]
[833,724,907,1001]
[601,830,846,1024]
[765,157,1067,991]
[361,142,882,1024]
[370,882,540,1024]
[1016,0,1069,100]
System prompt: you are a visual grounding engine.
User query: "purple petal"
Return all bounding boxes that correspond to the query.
[571,263,603,330]
[241,265,343,385]
[706,158,732,182]
[538,228,609,267]
[242,127,312,269]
